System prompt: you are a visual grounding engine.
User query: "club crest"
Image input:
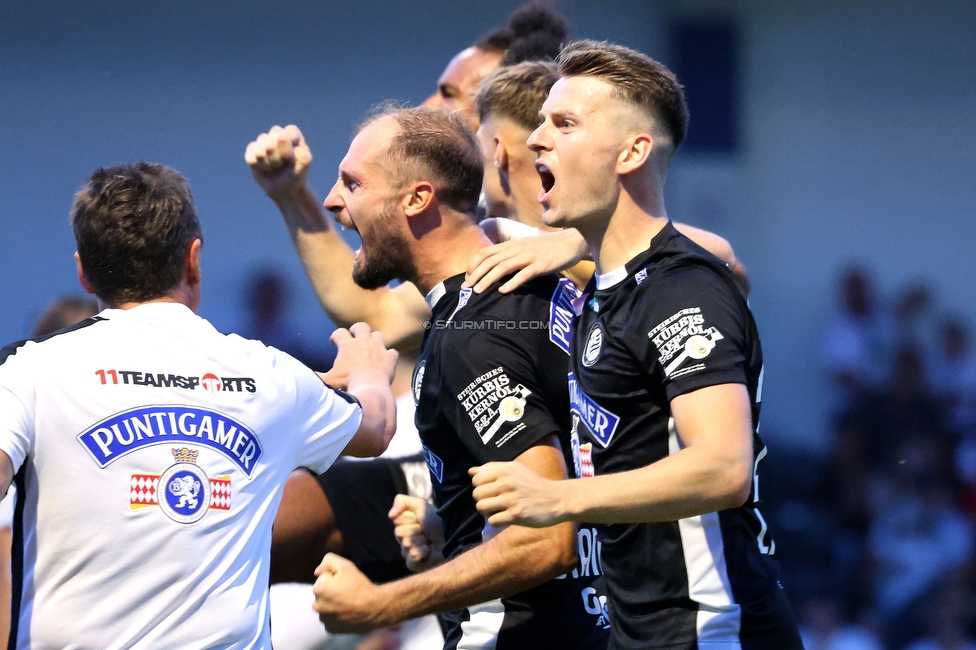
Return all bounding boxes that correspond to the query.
[130,447,231,524]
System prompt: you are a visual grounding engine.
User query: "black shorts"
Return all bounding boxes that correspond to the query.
[316,453,431,585]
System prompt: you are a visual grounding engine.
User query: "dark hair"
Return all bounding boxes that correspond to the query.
[71,163,202,304]
[476,1,568,65]
[557,40,689,149]
[33,296,99,337]
[476,60,559,130]
[360,107,483,214]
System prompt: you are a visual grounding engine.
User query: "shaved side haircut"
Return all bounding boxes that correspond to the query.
[476,60,559,131]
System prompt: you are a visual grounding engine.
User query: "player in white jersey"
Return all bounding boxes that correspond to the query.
[0,162,397,650]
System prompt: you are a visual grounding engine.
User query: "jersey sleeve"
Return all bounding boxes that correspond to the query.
[439,328,561,464]
[289,358,363,474]
[626,264,750,401]
[0,347,36,473]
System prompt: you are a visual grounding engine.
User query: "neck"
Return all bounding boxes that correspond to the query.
[109,284,199,312]
[410,214,493,296]
[583,184,669,275]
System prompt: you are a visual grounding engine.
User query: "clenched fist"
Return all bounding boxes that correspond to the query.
[245,124,313,201]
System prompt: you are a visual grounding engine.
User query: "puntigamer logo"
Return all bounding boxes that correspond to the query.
[78,405,263,476]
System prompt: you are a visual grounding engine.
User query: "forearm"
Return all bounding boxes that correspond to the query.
[341,370,397,457]
[372,523,576,625]
[556,445,752,525]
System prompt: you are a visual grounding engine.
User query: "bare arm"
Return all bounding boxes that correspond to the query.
[0,453,12,504]
[471,383,754,527]
[246,125,430,350]
[672,223,750,296]
[464,222,748,296]
[317,323,399,458]
[312,439,577,632]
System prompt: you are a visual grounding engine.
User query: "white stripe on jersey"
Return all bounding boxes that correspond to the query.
[458,599,505,650]
[668,417,743,648]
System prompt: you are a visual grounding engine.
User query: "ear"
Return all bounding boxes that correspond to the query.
[74,252,95,295]
[617,133,653,175]
[185,239,203,286]
[493,136,509,172]
[401,181,435,217]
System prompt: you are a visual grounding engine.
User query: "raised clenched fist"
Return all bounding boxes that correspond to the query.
[245,124,313,201]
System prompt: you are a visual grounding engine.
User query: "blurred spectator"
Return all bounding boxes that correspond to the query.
[928,317,976,434]
[892,282,936,355]
[33,295,98,337]
[868,450,974,647]
[904,578,976,650]
[822,266,892,409]
[798,595,885,650]
[239,267,336,371]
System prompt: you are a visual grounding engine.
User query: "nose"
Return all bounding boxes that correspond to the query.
[323,179,344,217]
[527,123,549,154]
[423,92,446,110]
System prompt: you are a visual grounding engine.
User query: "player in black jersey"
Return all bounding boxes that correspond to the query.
[470,41,803,649]
[299,106,609,649]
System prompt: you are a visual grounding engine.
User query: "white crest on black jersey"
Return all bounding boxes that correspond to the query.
[582,324,603,367]
[412,360,426,405]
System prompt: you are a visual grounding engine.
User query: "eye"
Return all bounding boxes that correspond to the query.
[558,119,576,130]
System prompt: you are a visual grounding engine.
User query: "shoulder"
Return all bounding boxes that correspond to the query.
[1,316,107,368]
[467,273,562,320]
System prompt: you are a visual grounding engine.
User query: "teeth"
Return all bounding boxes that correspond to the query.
[538,164,550,173]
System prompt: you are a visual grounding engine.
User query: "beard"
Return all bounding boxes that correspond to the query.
[351,202,417,290]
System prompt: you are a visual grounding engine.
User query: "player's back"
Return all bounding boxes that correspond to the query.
[0,303,354,649]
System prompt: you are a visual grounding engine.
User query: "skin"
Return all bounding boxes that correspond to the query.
[304,117,578,634]
[468,75,755,529]
[477,115,548,228]
[423,47,504,132]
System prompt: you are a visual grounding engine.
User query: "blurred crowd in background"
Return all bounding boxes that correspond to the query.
[771,266,976,650]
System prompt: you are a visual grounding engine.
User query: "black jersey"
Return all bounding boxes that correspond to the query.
[414,273,609,650]
[568,223,801,650]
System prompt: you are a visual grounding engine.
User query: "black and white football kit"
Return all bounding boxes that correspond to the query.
[415,273,609,650]
[568,223,802,649]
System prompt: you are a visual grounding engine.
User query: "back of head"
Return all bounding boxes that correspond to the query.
[71,163,202,305]
[33,296,99,337]
[476,60,559,131]
[556,40,689,155]
[476,1,569,65]
[361,106,484,215]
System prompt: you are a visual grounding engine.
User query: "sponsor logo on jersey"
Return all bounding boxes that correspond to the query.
[581,324,603,367]
[582,587,611,629]
[129,447,231,523]
[570,422,595,479]
[647,307,724,378]
[94,369,256,393]
[568,373,620,448]
[412,360,426,405]
[635,266,649,285]
[78,405,263,476]
[422,446,444,483]
[548,278,577,355]
[457,367,532,446]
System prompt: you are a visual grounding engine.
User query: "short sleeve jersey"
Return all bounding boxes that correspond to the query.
[569,223,800,649]
[414,273,609,650]
[0,303,362,650]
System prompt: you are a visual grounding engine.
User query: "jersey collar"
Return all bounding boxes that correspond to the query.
[424,273,467,311]
[98,301,197,321]
[595,265,628,290]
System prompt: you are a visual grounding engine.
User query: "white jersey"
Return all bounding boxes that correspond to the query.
[0,303,362,650]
